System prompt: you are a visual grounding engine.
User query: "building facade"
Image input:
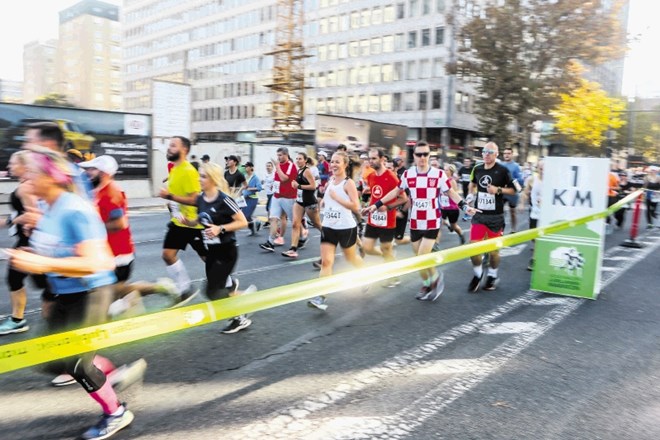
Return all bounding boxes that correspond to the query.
[22,40,58,104]
[56,0,122,110]
[0,80,24,103]
[123,0,480,151]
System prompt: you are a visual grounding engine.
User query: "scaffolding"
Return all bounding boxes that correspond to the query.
[264,0,308,134]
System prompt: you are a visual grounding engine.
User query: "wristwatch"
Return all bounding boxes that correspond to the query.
[219,226,226,234]
[496,186,502,196]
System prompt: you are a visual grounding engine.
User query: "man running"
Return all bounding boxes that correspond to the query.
[500,147,524,233]
[466,142,519,292]
[158,136,205,301]
[375,141,475,301]
[259,147,297,251]
[361,148,407,287]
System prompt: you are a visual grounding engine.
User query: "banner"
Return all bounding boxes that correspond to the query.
[531,157,610,299]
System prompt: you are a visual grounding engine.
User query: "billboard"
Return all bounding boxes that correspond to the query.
[152,80,191,139]
[314,115,407,158]
[0,103,151,178]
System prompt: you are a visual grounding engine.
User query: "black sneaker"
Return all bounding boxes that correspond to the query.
[468,273,483,292]
[312,259,322,270]
[221,316,252,334]
[259,241,275,252]
[527,258,534,271]
[483,276,498,291]
[459,233,466,245]
[298,238,307,250]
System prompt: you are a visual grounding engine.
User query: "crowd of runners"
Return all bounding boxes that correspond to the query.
[0,124,658,439]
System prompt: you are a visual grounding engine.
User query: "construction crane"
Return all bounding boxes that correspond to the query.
[265,0,308,134]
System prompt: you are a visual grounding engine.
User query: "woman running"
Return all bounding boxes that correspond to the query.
[8,149,137,440]
[308,151,365,310]
[439,164,466,245]
[242,161,263,235]
[283,152,322,258]
[181,162,257,334]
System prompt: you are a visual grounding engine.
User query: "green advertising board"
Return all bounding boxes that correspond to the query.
[531,157,610,299]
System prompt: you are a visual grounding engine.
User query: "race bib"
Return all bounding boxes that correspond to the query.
[203,235,221,246]
[652,192,660,204]
[324,206,342,226]
[370,210,388,227]
[461,173,471,182]
[478,192,496,211]
[296,189,303,203]
[439,195,450,208]
[235,196,247,208]
[414,199,430,210]
[273,180,281,194]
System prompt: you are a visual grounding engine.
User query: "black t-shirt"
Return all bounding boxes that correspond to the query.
[471,162,515,223]
[196,191,240,245]
[458,165,473,184]
[224,169,246,190]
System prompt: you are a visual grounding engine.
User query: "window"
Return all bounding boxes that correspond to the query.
[419,59,430,78]
[320,18,328,34]
[404,92,415,111]
[406,60,417,79]
[383,35,394,52]
[435,26,445,45]
[393,62,403,80]
[409,0,419,17]
[395,33,405,51]
[432,90,442,109]
[349,41,359,57]
[351,11,360,28]
[327,70,336,86]
[463,93,470,112]
[360,39,370,56]
[358,95,368,112]
[408,31,417,48]
[359,66,369,84]
[370,65,381,82]
[432,57,444,77]
[455,92,462,111]
[382,64,393,81]
[337,69,347,85]
[317,98,327,114]
[336,96,345,113]
[421,28,430,46]
[328,44,337,60]
[381,94,392,112]
[422,0,431,14]
[384,5,395,22]
[318,45,327,61]
[436,0,445,12]
[347,96,356,112]
[393,93,402,111]
[338,43,348,59]
[419,91,428,110]
[372,7,383,25]
[329,16,338,32]
[371,37,382,54]
[361,9,370,27]
[396,3,405,19]
[349,67,358,84]
[369,95,380,112]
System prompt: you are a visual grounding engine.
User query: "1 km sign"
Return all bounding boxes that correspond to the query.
[531,157,610,299]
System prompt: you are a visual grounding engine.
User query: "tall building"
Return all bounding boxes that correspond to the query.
[22,39,58,104]
[56,0,122,110]
[0,79,24,103]
[123,0,479,151]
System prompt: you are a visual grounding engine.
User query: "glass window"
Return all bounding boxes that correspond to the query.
[406,60,417,79]
[370,65,381,82]
[318,72,327,88]
[383,35,394,53]
[372,7,383,25]
[408,31,417,48]
[360,39,370,56]
[328,44,337,60]
[348,95,356,112]
[336,96,345,113]
[455,92,462,111]
[327,70,336,86]
[371,37,382,55]
[404,92,415,111]
[329,16,338,33]
[318,45,327,61]
[320,18,328,34]
[395,33,405,51]
[327,98,336,113]
[435,26,445,45]
[419,91,427,110]
[436,0,445,12]
[422,0,431,14]
[317,98,327,114]
[351,11,360,28]
[421,28,430,46]
[349,67,358,84]
[381,94,392,112]
[361,9,370,27]
[409,0,418,17]
[393,62,403,81]
[432,57,444,77]
[358,95,368,112]
[339,43,348,59]
[393,93,402,111]
[463,93,470,112]
[382,64,393,81]
[384,5,395,22]
[359,66,369,84]
[339,13,349,31]
[337,69,347,85]
[419,59,430,78]
[396,3,405,19]
[349,41,359,57]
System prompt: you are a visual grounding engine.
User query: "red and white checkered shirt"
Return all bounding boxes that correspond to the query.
[399,166,450,230]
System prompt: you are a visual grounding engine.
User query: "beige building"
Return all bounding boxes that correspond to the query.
[56,0,122,110]
[22,40,58,104]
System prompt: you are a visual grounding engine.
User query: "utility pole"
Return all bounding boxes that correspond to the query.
[265,0,308,135]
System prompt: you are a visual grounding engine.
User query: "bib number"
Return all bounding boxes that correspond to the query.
[414,199,430,210]
[477,192,496,211]
[370,210,388,227]
[439,195,450,208]
[273,181,281,194]
[324,206,341,226]
[296,189,303,203]
[235,196,247,208]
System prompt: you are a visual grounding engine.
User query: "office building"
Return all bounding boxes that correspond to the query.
[0,79,24,103]
[23,40,58,104]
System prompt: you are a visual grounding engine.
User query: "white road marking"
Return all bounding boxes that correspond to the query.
[479,322,539,334]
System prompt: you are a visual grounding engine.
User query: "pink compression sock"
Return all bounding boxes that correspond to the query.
[89,380,121,414]
[93,355,116,375]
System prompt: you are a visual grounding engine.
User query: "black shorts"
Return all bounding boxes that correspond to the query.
[296,200,318,209]
[395,210,408,240]
[441,209,459,224]
[529,217,538,229]
[163,222,208,257]
[364,224,395,243]
[7,268,48,292]
[410,228,440,242]
[321,226,358,249]
[114,261,133,283]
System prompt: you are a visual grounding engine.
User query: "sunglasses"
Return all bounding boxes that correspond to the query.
[414,152,430,157]
[482,149,497,155]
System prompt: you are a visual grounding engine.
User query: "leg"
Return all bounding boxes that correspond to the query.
[362,236,383,257]
[319,242,336,277]
[290,203,304,248]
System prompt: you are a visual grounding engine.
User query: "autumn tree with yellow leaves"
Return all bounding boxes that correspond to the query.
[552,79,626,154]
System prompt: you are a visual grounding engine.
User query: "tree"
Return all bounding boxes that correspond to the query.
[33,93,76,108]
[451,0,627,161]
[615,104,660,163]
[551,79,626,155]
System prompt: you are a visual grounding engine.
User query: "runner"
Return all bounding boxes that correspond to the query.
[180,162,257,334]
[361,148,407,288]
[374,141,475,301]
[644,166,660,228]
[439,164,466,245]
[262,161,276,227]
[523,159,543,271]
[158,136,205,301]
[308,151,365,310]
[260,147,297,252]
[242,161,263,235]
[500,147,524,233]
[466,141,519,292]
[7,149,142,440]
[0,151,44,335]
[282,152,321,258]
[224,155,247,192]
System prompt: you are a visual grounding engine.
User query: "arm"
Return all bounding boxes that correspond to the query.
[274,160,291,183]
[204,210,248,239]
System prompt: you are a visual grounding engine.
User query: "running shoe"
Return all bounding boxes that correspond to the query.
[527,258,534,271]
[468,273,484,293]
[432,242,441,252]
[263,221,270,228]
[273,236,285,246]
[415,285,432,300]
[483,276,499,291]
[259,241,275,252]
[81,404,134,440]
[282,248,298,258]
[382,277,401,288]
[255,220,262,232]
[301,227,309,241]
[420,272,445,301]
[108,358,148,392]
[459,233,466,245]
[155,277,178,297]
[307,296,328,311]
[0,318,29,335]
[51,373,77,387]
[172,285,199,308]
[221,316,252,334]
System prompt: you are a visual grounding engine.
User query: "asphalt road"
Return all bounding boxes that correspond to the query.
[1,205,659,440]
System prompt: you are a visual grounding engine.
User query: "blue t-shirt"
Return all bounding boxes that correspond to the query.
[30,192,116,294]
[501,160,524,186]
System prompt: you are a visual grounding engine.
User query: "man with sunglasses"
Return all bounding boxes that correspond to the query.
[372,141,476,301]
[467,142,519,292]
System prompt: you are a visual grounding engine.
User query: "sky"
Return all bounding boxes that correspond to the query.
[0,0,658,98]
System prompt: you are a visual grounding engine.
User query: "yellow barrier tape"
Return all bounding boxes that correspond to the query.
[0,190,642,374]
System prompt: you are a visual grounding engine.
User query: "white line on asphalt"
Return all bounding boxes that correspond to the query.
[479,322,539,334]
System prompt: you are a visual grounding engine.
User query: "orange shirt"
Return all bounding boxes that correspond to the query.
[608,172,620,197]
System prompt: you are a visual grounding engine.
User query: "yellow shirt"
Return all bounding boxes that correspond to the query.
[168,161,202,228]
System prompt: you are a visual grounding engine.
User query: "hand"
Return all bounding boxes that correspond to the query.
[159,187,171,199]
[178,215,191,226]
[14,206,42,230]
[487,185,498,195]
[5,249,52,274]
[465,207,481,216]
[203,225,220,239]
[291,181,299,189]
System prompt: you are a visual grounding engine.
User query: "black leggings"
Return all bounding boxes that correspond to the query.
[647,200,657,226]
[205,243,238,300]
[45,285,113,392]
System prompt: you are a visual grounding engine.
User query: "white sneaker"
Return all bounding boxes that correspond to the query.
[307,296,328,311]
[51,373,76,387]
[108,358,147,392]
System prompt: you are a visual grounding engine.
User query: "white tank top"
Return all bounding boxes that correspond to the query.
[322,177,357,230]
[530,174,543,220]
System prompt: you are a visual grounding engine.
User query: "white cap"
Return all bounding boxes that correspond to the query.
[360,153,368,159]
[79,155,119,176]
[318,150,328,157]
